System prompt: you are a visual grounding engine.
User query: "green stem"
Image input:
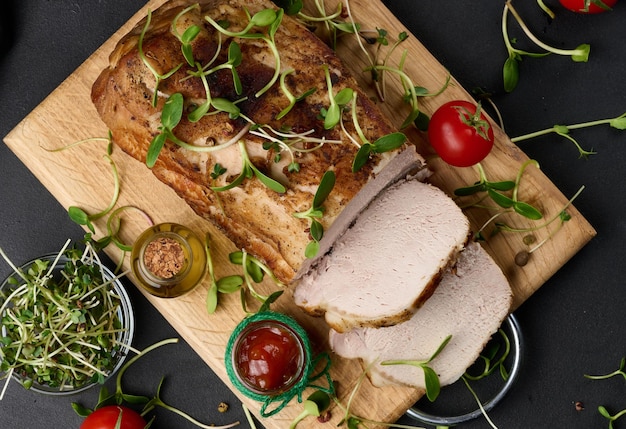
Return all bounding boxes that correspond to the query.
[88,155,120,221]
[512,159,539,202]
[365,64,418,128]
[505,1,589,59]
[114,338,179,393]
[461,377,499,429]
[255,36,281,98]
[511,115,623,142]
[149,399,239,429]
[501,4,517,56]
[497,185,585,234]
[536,0,556,18]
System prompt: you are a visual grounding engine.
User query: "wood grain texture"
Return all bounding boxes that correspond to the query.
[3,0,595,427]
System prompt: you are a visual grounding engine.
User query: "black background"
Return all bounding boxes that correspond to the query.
[1,1,626,428]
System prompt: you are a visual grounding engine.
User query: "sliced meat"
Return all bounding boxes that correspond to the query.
[328,242,512,389]
[293,179,471,332]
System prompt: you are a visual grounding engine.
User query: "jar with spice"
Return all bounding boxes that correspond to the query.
[130,223,207,298]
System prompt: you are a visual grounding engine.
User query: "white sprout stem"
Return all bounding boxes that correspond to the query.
[0,247,29,284]
[176,123,251,153]
[341,111,363,149]
[0,368,14,400]
[462,377,500,428]
[349,92,368,146]
[344,0,374,69]
[47,330,108,376]
[505,2,583,57]
[0,284,29,320]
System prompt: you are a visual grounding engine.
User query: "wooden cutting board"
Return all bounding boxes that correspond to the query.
[3,0,596,427]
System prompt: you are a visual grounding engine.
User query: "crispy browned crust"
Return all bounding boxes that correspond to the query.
[92,0,426,283]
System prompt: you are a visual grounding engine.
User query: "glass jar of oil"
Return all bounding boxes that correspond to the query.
[131,223,206,298]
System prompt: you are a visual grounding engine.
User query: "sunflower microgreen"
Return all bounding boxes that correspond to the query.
[228,250,285,314]
[68,153,121,234]
[146,93,184,167]
[352,132,407,172]
[321,65,354,130]
[583,357,626,429]
[205,8,283,98]
[0,241,127,396]
[511,111,626,158]
[381,335,452,402]
[454,161,543,241]
[273,0,303,15]
[185,42,243,123]
[297,2,357,50]
[138,9,183,107]
[293,170,336,258]
[502,1,589,93]
[289,390,331,429]
[210,141,285,193]
[170,4,202,66]
[276,68,316,120]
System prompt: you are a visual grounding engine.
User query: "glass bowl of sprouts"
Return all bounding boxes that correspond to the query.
[0,241,135,396]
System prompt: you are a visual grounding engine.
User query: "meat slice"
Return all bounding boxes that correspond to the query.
[90,0,429,284]
[293,179,471,333]
[328,242,512,389]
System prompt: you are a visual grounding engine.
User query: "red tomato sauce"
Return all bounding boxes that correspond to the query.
[235,322,304,393]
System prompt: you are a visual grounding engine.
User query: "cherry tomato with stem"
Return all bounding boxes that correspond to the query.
[80,405,146,429]
[427,100,495,167]
[559,0,617,13]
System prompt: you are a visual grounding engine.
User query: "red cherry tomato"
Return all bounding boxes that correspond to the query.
[559,0,617,13]
[80,405,146,429]
[427,100,495,167]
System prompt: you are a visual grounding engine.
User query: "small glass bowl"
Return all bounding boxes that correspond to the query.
[0,254,135,395]
[130,223,207,298]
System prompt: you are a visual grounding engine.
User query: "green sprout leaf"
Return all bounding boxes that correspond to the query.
[171,4,202,66]
[304,241,320,259]
[289,390,331,429]
[161,93,184,129]
[211,98,240,116]
[273,0,303,15]
[294,170,336,258]
[216,275,244,293]
[68,206,94,233]
[351,133,406,173]
[211,141,285,193]
[309,220,324,242]
[257,290,284,313]
[352,143,372,172]
[146,134,167,168]
[312,169,336,208]
[146,93,185,167]
[381,335,452,402]
[488,189,515,209]
[371,132,406,153]
[610,114,626,130]
[250,8,278,27]
[503,55,520,93]
[422,366,441,402]
[514,201,543,220]
[322,65,354,130]
[206,283,218,314]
